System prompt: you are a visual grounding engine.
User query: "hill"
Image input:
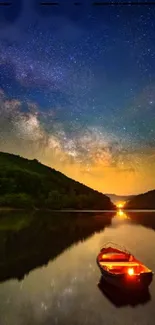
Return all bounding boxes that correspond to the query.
[0,152,115,210]
[125,189,155,210]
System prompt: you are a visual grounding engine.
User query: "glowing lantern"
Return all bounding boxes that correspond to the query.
[128,268,134,276]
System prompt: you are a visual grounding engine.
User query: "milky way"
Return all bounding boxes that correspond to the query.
[0,0,155,195]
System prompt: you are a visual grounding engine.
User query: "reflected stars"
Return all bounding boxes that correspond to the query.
[41,301,48,311]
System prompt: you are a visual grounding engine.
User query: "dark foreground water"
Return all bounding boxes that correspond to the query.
[0,210,155,325]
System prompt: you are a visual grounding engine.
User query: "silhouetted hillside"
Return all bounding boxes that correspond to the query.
[125,190,155,210]
[0,152,115,210]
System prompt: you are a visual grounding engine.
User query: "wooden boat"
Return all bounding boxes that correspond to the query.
[97,242,153,289]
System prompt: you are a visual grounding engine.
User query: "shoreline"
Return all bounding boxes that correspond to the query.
[0,207,155,212]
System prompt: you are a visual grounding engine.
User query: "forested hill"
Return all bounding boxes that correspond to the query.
[0,152,115,210]
[125,189,155,210]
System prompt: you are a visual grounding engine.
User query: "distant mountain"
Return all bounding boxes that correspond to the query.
[0,152,115,210]
[106,193,135,204]
[125,189,155,210]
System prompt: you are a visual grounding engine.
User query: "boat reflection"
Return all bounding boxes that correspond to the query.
[98,276,151,308]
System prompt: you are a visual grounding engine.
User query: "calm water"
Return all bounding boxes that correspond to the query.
[0,210,155,325]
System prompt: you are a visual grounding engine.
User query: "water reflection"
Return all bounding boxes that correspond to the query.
[96,209,155,310]
[0,210,113,283]
[112,209,155,232]
[111,209,131,228]
[127,211,155,231]
[0,209,155,284]
[0,210,155,325]
[98,277,151,307]
[117,209,129,220]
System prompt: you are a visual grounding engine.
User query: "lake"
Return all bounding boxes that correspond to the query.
[0,209,155,325]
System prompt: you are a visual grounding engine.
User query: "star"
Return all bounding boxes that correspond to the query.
[0,1,155,195]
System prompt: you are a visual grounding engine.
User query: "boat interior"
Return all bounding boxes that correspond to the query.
[98,250,151,275]
[100,263,151,275]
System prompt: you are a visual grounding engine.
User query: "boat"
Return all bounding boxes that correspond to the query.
[97,242,153,289]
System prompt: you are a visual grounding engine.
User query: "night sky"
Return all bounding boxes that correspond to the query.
[0,0,155,195]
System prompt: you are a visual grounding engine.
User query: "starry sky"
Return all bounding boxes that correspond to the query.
[0,0,155,195]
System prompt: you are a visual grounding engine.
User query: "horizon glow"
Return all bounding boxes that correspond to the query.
[0,1,155,195]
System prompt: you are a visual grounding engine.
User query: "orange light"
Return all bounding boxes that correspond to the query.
[118,210,124,217]
[128,268,134,276]
[117,202,125,208]
[117,203,123,208]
